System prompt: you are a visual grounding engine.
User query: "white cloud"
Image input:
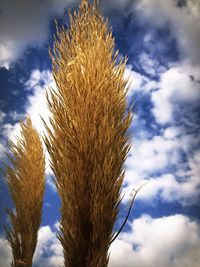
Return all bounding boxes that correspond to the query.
[0,237,11,267]
[109,214,200,267]
[125,60,199,130]
[125,64,158,99]
[135,173,198,204]
[135,0,200,64]
[0,0,77,68]
[125,66,145,96]
[2,123,22,143]
[125,135,178,176]
[151,91,173,124]
[163,126,182,139]
[138,53,167,76]
[24,69,54,135]
[151,63,200,124]
[122,127,200,205]
[139,53,156,76]
[125,56,200,127]
[33,224,63,267]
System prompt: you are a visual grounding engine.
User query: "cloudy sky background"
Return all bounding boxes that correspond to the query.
[0,0,200,266]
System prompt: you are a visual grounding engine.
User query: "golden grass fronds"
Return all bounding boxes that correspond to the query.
[44,0,133,266]
[3,117,45,267]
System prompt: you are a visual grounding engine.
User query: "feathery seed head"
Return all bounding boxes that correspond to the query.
[4,117,45,267]
[44,1,133,266]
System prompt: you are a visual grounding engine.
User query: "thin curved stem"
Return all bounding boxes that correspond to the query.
[109,182,148,245]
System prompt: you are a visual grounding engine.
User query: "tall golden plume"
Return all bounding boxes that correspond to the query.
[44,0,133,266]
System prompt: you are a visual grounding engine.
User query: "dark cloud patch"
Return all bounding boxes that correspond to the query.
[0,0,78,68]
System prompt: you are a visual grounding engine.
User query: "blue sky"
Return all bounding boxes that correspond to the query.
[0,0,200,266]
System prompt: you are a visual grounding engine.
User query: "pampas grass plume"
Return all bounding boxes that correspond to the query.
[3,117,45,267]
[44,1,133,266]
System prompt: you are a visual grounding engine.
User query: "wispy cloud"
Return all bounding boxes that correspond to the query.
[134,0,200,64]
